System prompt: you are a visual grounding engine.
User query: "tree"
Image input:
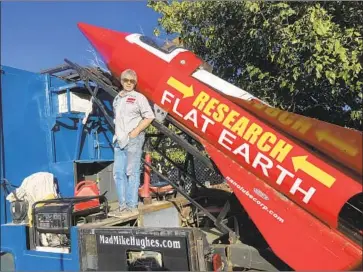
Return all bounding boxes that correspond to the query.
[148,1,363,130]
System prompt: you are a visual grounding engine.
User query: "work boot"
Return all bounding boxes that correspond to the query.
[126,207,139,215]
[108,206,128,217]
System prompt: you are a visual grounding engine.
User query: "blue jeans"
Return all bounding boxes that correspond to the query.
[113,133,145,209]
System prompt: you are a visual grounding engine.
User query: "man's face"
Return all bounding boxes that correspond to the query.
[121,77,136,92]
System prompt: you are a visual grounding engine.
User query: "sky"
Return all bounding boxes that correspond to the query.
[1,1,162,72]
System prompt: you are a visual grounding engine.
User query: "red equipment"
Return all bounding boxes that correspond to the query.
[139,153,175,202]
[74,180,101,212]
[139,153,152,204]
[77,22,362,270]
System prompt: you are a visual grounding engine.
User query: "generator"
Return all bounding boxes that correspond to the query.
[32,195,108,251]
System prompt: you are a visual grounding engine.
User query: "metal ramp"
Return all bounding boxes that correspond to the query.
[40,60,240,243]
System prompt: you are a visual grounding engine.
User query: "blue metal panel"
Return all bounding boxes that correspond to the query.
[1,65,116,269]
[0,65,115,218]
[0,66,113,271]
[49,161,77,196]
[1,66,53,224]
[0,69,5,226]
[1,224,80,271]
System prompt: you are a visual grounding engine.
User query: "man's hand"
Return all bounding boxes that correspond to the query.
[129,129,139,139]
[129,118,154,139]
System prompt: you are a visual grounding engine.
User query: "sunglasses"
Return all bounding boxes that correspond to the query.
[122,78,136,84]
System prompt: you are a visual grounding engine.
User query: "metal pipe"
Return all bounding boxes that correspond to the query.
[140,153,152,205]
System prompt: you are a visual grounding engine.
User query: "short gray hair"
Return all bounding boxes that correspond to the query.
[120,69,137,83]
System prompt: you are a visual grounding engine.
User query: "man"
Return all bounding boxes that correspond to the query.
[111,69,155,214]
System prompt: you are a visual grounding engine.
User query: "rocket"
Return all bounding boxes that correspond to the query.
[77,22,362,270]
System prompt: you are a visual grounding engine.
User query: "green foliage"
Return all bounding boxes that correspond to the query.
[145,124,187,169]
[148,1,363,130]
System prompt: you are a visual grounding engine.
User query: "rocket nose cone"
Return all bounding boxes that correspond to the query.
[77,22,130,63]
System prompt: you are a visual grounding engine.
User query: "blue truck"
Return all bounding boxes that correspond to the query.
[1,62,283,271]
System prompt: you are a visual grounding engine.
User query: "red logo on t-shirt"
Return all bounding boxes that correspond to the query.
[126,97,136,104]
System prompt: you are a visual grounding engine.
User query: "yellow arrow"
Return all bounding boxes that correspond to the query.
[167,76,194,98]
[316,130,358,156]
[292,156,336,188]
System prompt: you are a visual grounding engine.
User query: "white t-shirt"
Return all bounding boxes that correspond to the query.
[112,90,155,148]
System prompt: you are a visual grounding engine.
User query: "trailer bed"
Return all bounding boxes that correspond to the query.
[80,194,191,228]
